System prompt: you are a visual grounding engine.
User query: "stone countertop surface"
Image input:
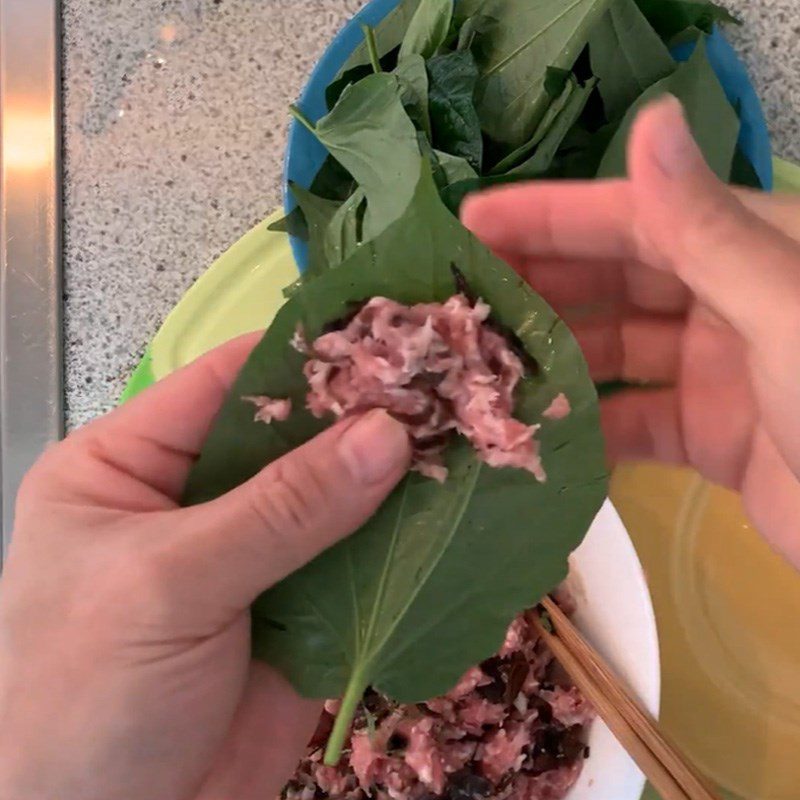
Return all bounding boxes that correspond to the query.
[63,0,799,428]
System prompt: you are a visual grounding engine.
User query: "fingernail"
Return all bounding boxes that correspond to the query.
[338,410,410,485]
[650,95,700,178]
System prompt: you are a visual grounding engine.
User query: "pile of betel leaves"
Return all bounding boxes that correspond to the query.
[184,0,750,765]
[275,0,755,280]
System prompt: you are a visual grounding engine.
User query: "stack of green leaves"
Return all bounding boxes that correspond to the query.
[277,0,751,278]
[185,0,750,766]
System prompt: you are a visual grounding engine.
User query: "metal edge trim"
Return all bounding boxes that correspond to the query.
[0,0,64,564]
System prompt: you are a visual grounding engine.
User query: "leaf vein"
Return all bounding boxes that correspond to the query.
[304,590,353,667]
[365,461,483,668]
[483,0,591,78]
[345,546,363,660]
[359,476,413,666]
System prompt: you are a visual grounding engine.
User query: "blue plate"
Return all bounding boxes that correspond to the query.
[284,2,773,273]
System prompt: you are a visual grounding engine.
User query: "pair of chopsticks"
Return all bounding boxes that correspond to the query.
[527,599,721,800]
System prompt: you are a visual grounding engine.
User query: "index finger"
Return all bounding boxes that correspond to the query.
[460,179,800,260]
[460,180,638,260]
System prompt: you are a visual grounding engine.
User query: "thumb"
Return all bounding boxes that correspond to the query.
[181,410,410,607]
[628,95,800,347]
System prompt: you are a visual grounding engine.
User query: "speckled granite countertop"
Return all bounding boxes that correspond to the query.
[63,0,799,428]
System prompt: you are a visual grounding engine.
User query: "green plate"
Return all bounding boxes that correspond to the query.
[773,156,800,193]
[120,208,298,400]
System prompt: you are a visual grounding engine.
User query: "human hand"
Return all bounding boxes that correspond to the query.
[0,335,410,800]
[462,96,800,568]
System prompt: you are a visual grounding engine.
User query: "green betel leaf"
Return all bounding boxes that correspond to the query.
[267,209,303,237]
[394,54,432,139]
[183,164,607,764]
[433,149,479,185]
[336,0,423,78]
[456,13,495,53]
[427,50,483,170]
[440,115,616,214]
[546,122,620,179]
[310,73,422,241]
[308,153,357,202]
[589,0,675,121]
[323,188,366,268]
[415,133,477,188]
[489,73,578,175]
[596,36,740,179]
[460,77,598,187]
[470,0,612,152]
[452,0,492,21]
[544,66,573,98]
[328,48,408,111]
[439,173,526,214]
[398,0,454,61]
[633,0,738,41]
[729,145,762,190]
[506,78,599,177]
[268,156,355,243]
[270,154,356,279]
[666,24,703,48]
[289,184,343,277]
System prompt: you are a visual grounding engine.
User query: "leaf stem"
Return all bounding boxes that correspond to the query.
[324,669,369,765]
[289,104,317,134]
[361,24,382,74]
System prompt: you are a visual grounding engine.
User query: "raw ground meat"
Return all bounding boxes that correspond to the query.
[293,294,565,483]
[280,607,593,800]
[541,394,570,421]
[243,395,293,423]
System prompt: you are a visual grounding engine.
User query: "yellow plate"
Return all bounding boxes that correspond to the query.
[614,466,800,800]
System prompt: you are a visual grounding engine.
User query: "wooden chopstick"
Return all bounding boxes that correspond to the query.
[541,598,720,799]
[526,612,690,800]
[526,605,721,800]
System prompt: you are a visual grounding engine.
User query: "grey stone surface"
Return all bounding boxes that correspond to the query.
[62,0,799,429]
[726,1,800,163]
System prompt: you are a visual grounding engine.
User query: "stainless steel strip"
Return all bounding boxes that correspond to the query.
[0,0,63,566]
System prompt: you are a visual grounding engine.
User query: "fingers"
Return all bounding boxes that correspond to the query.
[600,388,686,466]
[622,260,689,315]
[180,410,411,608]
[678,306,756,489]
[627,95,800,349]
[629,98,800,476]
[734,188,800,243]
[194,662,319,800]
[462,178,800,263]
[460,174,689,318]
[741,429,800,568]
[573,315,683,383]
[462,179,636,260]
[64,333,262,502]
[601,308,756,489]
[490,254,689,321]
[500,257,624,315]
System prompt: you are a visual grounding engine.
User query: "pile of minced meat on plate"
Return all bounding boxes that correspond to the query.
[281,606,593,800]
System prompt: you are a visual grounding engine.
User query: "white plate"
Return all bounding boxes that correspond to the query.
[568,502,661,799]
